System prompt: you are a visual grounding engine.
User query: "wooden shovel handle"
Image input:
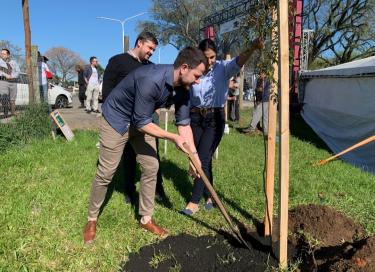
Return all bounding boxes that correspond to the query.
[182,143,235,227]
[318,134,375,166]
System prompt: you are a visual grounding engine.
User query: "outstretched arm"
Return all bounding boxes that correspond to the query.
[236,38,263,67]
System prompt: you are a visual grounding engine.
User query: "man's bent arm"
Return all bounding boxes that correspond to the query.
[139,122,179,142]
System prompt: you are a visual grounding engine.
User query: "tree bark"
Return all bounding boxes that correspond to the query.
[22,0,34,103]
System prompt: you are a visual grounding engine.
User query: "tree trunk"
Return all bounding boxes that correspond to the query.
[22,0,34,103]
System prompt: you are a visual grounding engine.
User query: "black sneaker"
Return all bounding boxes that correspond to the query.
[85,109,92,114]
[93,110,101,114]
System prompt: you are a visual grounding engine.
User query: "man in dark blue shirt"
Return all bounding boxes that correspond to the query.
[83,47,207,244]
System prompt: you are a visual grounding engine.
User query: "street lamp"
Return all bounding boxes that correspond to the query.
[97,12,148,53]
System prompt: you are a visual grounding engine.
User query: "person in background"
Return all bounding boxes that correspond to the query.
[75,64,86,108]
[243,70,270,136]
[102,31,166,204]
[83,56,101,113]
[181,38,262,215]
[38,52,52,105]
[83,47,206,244]
[227,76,240,122]
[0,48,20,116]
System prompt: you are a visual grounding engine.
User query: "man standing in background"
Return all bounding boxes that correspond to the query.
[102,31,166,204]
[0,48,20,117]
[83,56,100,113]
[243,71,270,136]
[75,64,86,108]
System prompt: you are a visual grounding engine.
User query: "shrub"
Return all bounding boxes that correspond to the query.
[0,103,52,152]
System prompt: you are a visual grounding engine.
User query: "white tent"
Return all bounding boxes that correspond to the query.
[300,56,375,173]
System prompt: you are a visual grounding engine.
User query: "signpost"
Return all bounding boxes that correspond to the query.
[50,110,74,141]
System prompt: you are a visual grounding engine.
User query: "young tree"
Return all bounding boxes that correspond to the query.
[44,47,85,83]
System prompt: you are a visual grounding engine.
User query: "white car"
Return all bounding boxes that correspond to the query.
[15,74,73,108]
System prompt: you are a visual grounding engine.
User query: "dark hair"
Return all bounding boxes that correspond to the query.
[134,31,158,47]
[173,46,207,69]
[198,39,217,54]
[89,56,97,63]
[1,48,10,55]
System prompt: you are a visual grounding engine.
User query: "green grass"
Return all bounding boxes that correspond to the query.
[0,112,374,271]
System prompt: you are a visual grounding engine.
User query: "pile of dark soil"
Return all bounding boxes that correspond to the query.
[289,204,373,272]
[122,204,374,271]
[288,204,365,246]
[123,233,278,272]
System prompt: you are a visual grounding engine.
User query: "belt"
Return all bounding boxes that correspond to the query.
[190,107,223,116]
[0,76,15,82]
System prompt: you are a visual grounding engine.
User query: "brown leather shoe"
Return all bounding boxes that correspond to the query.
[83,220,97,244]
[140,219,169,237]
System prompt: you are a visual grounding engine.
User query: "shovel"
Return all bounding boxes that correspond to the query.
[183,143,252,250]
[317,134,375,166]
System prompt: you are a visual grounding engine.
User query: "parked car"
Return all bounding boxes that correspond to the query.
[15,73,72,108]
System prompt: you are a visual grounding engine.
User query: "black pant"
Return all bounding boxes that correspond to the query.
[123,138,163,195]
[190,109,225,204]
[78,85,86,104]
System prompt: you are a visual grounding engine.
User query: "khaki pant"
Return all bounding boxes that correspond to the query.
[87,118,159,220]
[85,84,100,111]
[0,80,17,101]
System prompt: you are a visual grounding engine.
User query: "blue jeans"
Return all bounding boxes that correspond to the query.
[190,109,225,204]
[39,84,48,103]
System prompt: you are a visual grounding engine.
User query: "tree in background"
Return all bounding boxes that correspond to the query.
[138,0,246,54]
[304,0,375,67]
[45,47,84,85]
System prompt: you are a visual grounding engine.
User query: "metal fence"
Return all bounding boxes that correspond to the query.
[0,73,30,119]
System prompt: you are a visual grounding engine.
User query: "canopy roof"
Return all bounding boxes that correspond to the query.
[301,56,375,78]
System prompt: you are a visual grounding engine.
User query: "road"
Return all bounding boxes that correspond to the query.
[58,94,102,131]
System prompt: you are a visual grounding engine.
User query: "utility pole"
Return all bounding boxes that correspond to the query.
[22,0,34,103]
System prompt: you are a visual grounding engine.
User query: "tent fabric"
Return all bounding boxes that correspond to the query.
[301,75,375,174]
[301,56,375,78]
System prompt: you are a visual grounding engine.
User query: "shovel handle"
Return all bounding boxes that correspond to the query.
[317,134,375,166]
[183,143,236,228]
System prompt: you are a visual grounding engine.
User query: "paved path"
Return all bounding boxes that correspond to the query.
[3,94,253,129]
[58,94,101,131]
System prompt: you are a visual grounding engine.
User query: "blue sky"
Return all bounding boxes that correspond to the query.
[1,0,178,68]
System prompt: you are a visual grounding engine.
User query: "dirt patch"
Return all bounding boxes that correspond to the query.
[122,204,374,271]
[122,233,278,272]
[288,204,365,247]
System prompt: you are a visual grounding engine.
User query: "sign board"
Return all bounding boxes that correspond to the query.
[220,16,246,35]
[219,16,246,35]
[50,110,74,141]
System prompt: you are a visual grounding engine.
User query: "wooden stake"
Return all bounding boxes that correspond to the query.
[278,0,290,268]
[264,9,279,238]
[22,0,34,103]
[239,66,245,110]
[164,110,168,155]
[31,45,40,103]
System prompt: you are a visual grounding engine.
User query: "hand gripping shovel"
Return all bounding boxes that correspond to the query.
[183,143,251,250]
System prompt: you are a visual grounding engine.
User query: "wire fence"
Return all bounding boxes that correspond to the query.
[0,73,30,119]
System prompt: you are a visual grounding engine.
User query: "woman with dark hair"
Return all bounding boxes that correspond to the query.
[75,64,86,108]
[181,38,262,215]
